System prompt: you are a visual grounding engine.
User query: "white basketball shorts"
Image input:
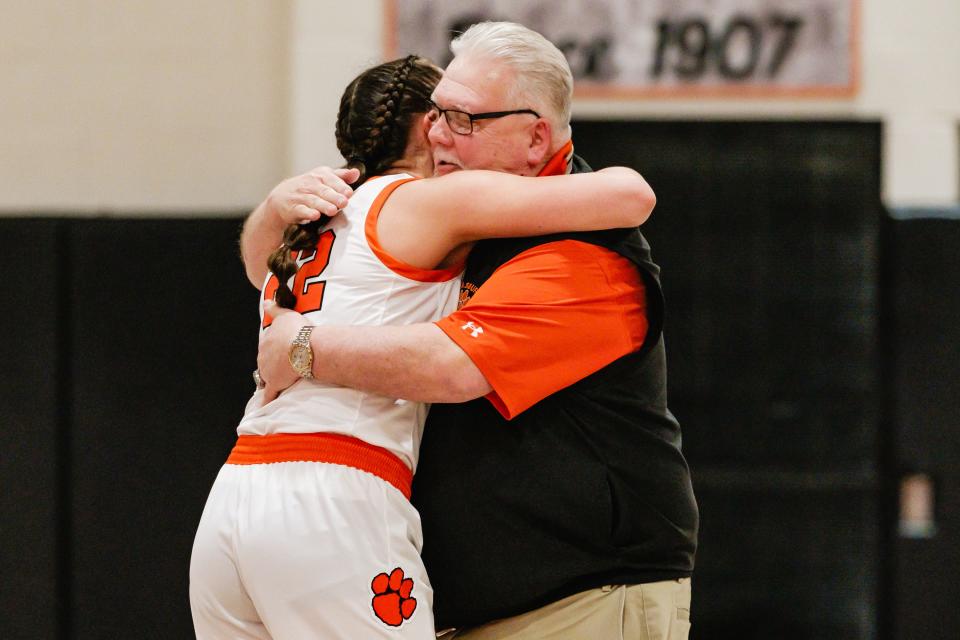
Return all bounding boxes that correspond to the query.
[190,434,435,639]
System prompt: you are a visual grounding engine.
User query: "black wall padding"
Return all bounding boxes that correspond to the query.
[66,219,258,639]
[887,218,960,640]
[573,120,882,640]
[0,219,62,640]
[694,484,877,640]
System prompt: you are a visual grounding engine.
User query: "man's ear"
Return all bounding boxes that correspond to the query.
[526,118,553,168]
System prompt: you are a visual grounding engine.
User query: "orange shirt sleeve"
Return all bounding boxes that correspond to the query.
[435,240,648,420]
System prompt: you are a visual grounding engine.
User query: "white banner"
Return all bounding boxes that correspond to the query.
[386,0,858,97]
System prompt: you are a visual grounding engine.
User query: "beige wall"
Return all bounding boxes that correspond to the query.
[288,0,384,176]
[1,0,957,213]
[0,0,291,214]
[292,0,960,208]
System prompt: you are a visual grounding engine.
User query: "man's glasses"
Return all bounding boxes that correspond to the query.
[428,100,540,135]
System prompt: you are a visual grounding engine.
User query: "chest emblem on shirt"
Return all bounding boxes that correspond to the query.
[458,281,478,309]
[371,567,417,627]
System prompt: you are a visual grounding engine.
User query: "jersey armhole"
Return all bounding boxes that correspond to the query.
[364,177,464,283]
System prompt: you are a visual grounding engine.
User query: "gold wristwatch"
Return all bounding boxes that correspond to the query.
[288,325,315,379]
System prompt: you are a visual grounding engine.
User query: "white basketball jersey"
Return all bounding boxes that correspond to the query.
[237,173,462,471]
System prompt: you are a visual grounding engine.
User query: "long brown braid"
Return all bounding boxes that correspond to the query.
[267,55,441,310]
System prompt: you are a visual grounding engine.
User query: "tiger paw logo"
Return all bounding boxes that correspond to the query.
[371,567,417,627]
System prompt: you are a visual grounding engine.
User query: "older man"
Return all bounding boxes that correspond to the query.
[247,22,697,640]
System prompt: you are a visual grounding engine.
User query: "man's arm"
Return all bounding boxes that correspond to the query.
[257,301,491,404]
[240,167,358,288]
[256,240,647,414]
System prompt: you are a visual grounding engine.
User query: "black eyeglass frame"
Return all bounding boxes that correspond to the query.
[428,100,541,135]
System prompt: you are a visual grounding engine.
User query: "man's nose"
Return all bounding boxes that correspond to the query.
[427,113,453,146]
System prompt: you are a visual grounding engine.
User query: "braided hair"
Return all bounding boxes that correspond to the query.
[267,55,441,309]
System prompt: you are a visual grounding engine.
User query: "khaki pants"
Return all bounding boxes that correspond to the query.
[442,579,691,640]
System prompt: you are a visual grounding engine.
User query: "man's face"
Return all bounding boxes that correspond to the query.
[428,55,542,177]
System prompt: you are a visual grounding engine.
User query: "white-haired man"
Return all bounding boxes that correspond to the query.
[248,22,697,639]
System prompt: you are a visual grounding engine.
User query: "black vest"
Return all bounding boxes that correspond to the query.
[412,157,699,630]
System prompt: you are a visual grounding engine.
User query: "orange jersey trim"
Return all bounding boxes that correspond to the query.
[226,433,413,499]
[365,176,464,283]
[436,240,648,419]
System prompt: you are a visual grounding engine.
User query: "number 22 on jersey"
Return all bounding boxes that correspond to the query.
[261,230,336,329]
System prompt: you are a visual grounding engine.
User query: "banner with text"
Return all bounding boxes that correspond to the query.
[386,0,858,97]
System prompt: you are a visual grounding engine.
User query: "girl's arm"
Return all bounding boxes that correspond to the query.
[379,166,655,269]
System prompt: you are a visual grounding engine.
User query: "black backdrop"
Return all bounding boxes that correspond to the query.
[2,121,957,639]
[883,216,960,640]
[1,218,258,639]
[574,120,882,640]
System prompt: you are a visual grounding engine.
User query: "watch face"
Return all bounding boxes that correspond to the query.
[291,346,311,373]
[289,326,314,377]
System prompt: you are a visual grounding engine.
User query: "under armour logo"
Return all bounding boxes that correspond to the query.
[460,321,484,338]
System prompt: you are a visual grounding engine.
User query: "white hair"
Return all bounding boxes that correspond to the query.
[450,22,573,144]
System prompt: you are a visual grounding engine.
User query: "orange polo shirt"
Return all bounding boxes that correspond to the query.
[435,239,648,419]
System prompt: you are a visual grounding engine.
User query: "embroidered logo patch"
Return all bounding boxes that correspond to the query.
[371,567,417,627]
[458,282,478,309]
[460,321,483,338]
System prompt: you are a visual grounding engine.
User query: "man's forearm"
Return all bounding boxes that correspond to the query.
[309,323,492,403]
[240,199,285,288]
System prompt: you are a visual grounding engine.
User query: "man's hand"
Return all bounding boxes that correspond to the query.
[257,300,311,404]
[241,166,359,287]
[264,166,359,225]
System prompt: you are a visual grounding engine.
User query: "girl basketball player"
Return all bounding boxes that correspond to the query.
[190,55,655,639]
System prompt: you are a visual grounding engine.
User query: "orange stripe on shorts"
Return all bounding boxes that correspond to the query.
[226,432,413,499]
